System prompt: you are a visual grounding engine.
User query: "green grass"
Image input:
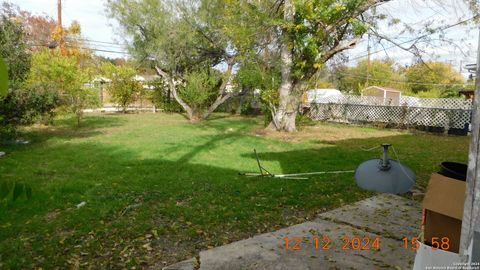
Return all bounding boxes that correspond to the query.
[0,113,469,268]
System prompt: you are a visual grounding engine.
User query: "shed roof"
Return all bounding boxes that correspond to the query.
[364,86,401,93]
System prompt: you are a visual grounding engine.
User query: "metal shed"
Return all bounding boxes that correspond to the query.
[362,86,402,106]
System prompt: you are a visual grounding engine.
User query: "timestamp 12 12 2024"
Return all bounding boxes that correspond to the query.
[283,235,381,251]
[283,236,453,252]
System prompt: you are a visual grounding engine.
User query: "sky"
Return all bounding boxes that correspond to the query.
[8,0,480,77]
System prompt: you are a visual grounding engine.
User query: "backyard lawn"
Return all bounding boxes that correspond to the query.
[0,113,470,269]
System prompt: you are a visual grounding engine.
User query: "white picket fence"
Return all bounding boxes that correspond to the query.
[307,95,472,131]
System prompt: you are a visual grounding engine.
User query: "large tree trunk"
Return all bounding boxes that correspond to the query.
[268,0,297,132]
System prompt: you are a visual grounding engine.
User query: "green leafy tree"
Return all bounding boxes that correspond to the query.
[333,59,405,94]
[0,3,59,135]
[265,0,392,131]
[178,68,223,119]
[256,0,476,131]
[0,57,7,97]
[146,78,183,113]
[106,0,257,122]
[0,2,31,89]
[405,61,464,98]
[27,49,98,126]
[101,62,142,113]
[236,56,281,123]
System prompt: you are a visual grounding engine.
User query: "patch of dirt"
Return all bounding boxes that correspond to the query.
[253,123,404,143]
[43,209,61,222]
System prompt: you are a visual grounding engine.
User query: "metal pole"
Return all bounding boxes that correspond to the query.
[273,170,355,177]
[381,144,391,169]
[57,0,65,55]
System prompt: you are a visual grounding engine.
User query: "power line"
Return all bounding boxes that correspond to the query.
[67,41,125,50]
[30,43,129,55]
[68,38,125,47]
[64,44,129,55]
[335,71,471,87]
[345,15,478,64]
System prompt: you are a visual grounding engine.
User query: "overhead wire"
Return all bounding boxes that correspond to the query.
[334,71,472,87]
[343,15,478,64]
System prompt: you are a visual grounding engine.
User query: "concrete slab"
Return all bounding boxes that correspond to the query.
[318,193,421,239]
[198,220,415,270]
[163,258,197,270]
[163,194,421,270]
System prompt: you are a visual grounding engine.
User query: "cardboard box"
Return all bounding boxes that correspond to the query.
[422,173,466,253]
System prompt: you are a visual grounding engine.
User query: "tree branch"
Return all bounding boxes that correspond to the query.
[154,65,194,118]
[203,59,236,119]
[322,35,362,62]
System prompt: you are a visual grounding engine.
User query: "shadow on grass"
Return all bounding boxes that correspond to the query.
[0,114,128,148]
[55,114,127,129]
[243,133,469,190]
[0,125,469,268]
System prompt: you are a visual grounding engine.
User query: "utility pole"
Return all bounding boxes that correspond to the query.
[366,34,371,87]
[57,0,65,55]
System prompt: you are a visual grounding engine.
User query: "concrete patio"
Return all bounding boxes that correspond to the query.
[164,194,421,270]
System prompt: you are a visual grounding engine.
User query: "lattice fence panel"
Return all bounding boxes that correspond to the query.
[308,95,472,130]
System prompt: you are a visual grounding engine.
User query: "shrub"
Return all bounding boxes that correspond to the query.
[0,85,60,136]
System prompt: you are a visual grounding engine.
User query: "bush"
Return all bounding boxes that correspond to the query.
[101,62,142,113]
[179,69,221,115]
[0,85,60,135]
[260,88,279,126]
[146,78,183,113]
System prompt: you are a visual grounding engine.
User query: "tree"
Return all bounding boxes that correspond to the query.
[101,62,142,113]
[27,49,97,126]
[0,2,31,89]
[20,10,56,51]
[235,54,281,123]
[0,57,7,97]
[263,0,393,132]
[0,3,59,135]
[178,68,223,118]
[259,0,477,131]
[333,59,405,94]
[106,0,254,122]
[405,61,464,98]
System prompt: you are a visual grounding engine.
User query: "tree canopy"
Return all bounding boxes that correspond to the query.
[333,59,404,94]
[0,2,31,89]
[106,0,263,121]
[405,61,464,97]
[101,62,142,113]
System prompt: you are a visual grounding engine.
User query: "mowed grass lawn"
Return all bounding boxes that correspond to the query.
[0,113,469,268]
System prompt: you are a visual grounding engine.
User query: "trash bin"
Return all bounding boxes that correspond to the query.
[439,162,467,181]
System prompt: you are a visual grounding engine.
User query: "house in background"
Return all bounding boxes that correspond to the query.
[90,74,160,111]
[300,88,343,112]
[362,86,402,106]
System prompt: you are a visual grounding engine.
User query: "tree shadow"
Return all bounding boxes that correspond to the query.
[0,114,127,149]
[0,124,469,268]
[0,139,370,268]
[241,133,469,190]
[55,114,127,129]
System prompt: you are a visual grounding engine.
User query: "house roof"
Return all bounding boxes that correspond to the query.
[364,86,401,93]
[92,76,112,83]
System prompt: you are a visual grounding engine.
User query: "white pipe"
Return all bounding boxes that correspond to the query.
[274,170,355,177]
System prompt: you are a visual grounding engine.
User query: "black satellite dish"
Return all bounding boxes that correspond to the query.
[355,144,415,194]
